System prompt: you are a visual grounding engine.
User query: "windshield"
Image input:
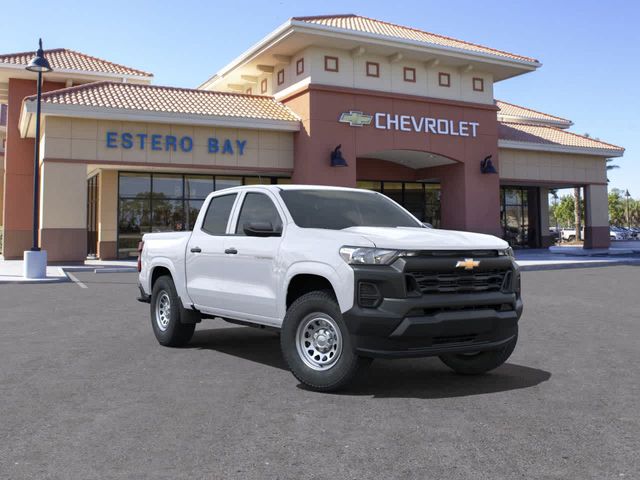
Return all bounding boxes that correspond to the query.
[279,189,422,230]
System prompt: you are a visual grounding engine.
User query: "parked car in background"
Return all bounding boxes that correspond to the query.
[561,228,584,242]
[610,227,629,241]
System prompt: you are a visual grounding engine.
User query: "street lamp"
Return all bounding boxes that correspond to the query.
[23,39,52,279]
[625,189,631,230]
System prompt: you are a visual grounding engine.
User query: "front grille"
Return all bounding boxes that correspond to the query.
[410,269,510,294]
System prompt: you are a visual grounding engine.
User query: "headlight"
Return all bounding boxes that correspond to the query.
[498,247,515,258]
[339,247,400,265]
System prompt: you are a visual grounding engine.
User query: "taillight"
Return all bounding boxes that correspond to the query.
[137,241,144,272]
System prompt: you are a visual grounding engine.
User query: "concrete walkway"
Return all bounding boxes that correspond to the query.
[515,250,640,271]
[0,258,137,284]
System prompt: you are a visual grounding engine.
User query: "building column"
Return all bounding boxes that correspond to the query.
[539,188,553,247]
[39,161,87,262]
[1,78,65,259]
[98,170,118,259]
[431,161,502,236]
[584,184,610,249]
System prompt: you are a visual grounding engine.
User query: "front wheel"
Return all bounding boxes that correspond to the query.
[280,290,370,392]
[439,329,518,375]
[150,275,195,347]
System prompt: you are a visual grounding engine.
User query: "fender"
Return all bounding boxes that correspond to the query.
[146,257,193,308]
[280,260,355,319]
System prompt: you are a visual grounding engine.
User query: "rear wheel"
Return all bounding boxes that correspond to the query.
[150,275,195,347]
[280,290,370,392]
[439,329,518,375]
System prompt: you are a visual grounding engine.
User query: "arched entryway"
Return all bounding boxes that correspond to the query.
[356,149,463,228]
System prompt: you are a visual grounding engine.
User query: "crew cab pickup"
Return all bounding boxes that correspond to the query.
[138,185,522,392]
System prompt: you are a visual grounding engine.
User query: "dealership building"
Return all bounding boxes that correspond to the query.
[0,14,624,261]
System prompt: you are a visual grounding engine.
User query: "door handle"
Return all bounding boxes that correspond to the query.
[224,247,238,255]
[190,247,202,253]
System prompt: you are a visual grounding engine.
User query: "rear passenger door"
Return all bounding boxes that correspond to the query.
[185,192,238,312]
[219,190,284,323]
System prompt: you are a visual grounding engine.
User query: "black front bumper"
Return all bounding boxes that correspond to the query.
[343,256,522,358]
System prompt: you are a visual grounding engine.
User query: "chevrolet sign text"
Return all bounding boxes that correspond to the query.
[374,113,479,137]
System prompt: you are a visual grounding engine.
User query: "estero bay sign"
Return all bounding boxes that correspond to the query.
[105,131,248,155]
[339,111,480,137]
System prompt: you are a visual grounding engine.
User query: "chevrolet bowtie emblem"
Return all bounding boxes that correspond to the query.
[338,111,373,127]
[456,258,480,270]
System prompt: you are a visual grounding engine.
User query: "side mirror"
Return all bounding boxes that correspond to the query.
[422,222,433,229]
[243,221,281,237]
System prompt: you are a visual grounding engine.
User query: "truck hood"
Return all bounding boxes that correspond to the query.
[341,226,508,251]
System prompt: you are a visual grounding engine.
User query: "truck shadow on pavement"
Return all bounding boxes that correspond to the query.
[189,326,551,399]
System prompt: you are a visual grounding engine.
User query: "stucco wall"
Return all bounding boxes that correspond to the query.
[498,148,607,185]
[41,117,294,172]
[273,46,494,104]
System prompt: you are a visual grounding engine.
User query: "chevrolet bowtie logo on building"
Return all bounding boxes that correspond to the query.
[456,258,480,270]
[338,111,373,127]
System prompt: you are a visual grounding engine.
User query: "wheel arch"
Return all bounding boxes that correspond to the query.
[281,262,354,319]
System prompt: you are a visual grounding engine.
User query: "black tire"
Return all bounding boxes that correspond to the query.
[439,329,518,375]
[150,275,195,347]
[280,290,370,392]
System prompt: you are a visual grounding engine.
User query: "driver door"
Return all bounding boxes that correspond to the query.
[216,190,284,322]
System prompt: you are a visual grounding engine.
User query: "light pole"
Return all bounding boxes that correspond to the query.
[23,39,52,279]
[625,189,631,230]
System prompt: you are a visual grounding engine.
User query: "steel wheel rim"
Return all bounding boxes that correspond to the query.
[155,291,171,332]
[296,313,343,371]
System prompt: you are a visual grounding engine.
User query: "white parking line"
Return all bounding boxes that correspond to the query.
[66,272,88,289]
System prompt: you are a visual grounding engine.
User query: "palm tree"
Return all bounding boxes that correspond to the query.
[606,158,619,182]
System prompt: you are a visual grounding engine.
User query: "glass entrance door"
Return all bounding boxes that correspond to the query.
[500,186,540,248]
[86,175,99,258]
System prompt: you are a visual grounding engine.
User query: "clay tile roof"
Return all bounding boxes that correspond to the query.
[498,122,624,153]
[292,14,539,64]
[496,100,572,127]
[0,48,152,77]
[27,81,299,122]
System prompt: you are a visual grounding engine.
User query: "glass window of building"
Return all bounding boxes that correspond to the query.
[501,187,531,247]
[215,176,242,191]
[117,173,290,258]
[356,180,440,226]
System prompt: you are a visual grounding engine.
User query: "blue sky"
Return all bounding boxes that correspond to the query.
[2,0,638,194]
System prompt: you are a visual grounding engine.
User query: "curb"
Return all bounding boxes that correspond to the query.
[94,267,137,273]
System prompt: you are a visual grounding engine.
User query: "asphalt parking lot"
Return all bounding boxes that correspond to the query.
[1,266,639,479]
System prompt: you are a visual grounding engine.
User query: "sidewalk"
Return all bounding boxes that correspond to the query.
[1,251,638,284]
[515,248,640,271]
[0,258,137,284]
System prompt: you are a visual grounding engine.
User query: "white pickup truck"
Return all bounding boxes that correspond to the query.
[137,185,522,391]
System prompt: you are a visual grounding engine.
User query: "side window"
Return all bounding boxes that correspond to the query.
[201,193,237,235]
[235,193,283,235]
